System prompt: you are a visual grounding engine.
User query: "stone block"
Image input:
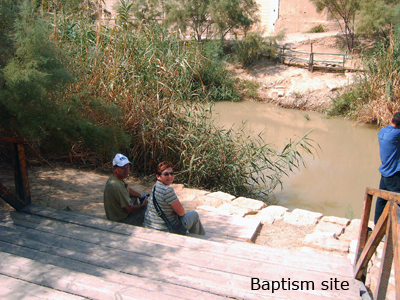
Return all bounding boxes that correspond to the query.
[196,206,232,216]
[349,239,358,254]
[301,246,343,258]
[342,219,361,235]
[283,209,323,226]
[232,197,266,211]
[347,253,355,265]
[217,203,254,217]
[207,191,236,201]
[304,232,349,253]
[315,220,345,237]
[257,205,289,224]
[321,216,350,227]
[196,195,230,208]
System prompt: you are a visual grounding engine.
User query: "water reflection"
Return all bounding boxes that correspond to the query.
[213,101,381,218]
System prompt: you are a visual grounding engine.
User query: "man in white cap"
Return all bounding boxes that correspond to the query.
[104,153,149,226]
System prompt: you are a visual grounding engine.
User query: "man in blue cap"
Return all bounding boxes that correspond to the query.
[104,154,149,226]
[375,112,400,225]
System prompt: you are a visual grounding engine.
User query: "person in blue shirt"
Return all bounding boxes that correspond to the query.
[375,112,400,224]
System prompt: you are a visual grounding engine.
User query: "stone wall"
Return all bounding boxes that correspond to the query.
[102,0,336,35]
[274,0,333,34]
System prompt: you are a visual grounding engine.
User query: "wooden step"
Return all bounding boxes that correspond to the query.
[0,206,365,299]
[22,204,261,242]
[12,206,355,269]
[0,274,85,300]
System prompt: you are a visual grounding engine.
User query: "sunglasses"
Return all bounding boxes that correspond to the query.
[161,172,174,176]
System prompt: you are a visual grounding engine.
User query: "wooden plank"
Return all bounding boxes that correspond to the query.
[355,191,373,265]
[374,204,394,300]
[0,274,86,300]
[0,215,362,300]
[0,227,269,300]
[15,205,344,266]
[0,223,360,297]
[0,137,24,143]
[0,242,223,300]
[391,205,400,300]
[2,209,354,275]
[23,204,261,241]
[21,204,132,235]
[355,203,389,280]
[366,187,400,205]
[2,209,355,277]
[0,251,219,300]
[0,225,361,300]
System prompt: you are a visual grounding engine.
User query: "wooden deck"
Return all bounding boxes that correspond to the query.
[0,204,367,299]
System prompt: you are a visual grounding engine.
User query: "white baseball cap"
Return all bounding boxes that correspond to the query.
[112,153,132,167]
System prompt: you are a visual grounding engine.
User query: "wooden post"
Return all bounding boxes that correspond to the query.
[355,191,373,263]
[13,142,31,207]
[0,137,31,210]
[391,205,400,299]
[309,43,314,72]
[374,203,395,300]
[355,202,389,280]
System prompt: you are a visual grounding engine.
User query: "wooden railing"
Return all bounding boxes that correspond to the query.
[354,187,400,300]
[278,44,347,72]
[0,137,31,210]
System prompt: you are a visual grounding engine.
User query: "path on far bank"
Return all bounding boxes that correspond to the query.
[234,31,361,112]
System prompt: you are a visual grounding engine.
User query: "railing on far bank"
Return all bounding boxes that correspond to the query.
[354,187,399,300]
[278,44,347,72]
[0,137,31,211]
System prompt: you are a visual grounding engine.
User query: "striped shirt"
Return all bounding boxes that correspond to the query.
[144,180,179,231]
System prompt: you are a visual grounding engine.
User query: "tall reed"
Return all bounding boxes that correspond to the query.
[0,3,316,199]
[329,32,400,126]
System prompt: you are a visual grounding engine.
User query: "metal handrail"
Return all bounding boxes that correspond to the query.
[354,187,399,300]
[277,45,346,71]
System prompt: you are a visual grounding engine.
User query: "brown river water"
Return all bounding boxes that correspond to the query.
[213,101,381,219]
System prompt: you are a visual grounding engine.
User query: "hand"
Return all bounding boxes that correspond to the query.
[139,193,149,201]
[142,199,148,207]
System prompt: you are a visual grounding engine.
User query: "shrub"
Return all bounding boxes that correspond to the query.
[306,24,326,33]
[329,32,400,126]
[232,31,282,66]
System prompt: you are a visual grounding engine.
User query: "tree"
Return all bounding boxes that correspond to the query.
[311,0,360,51]
[0,0,129,156]
[356,0,400,41]
[164,0,259,41]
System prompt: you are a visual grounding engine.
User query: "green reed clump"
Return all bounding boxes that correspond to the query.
[329,32,400,126]
[59,17,315,197]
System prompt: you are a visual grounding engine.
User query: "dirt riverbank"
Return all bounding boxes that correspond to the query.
[234,31,361,112]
